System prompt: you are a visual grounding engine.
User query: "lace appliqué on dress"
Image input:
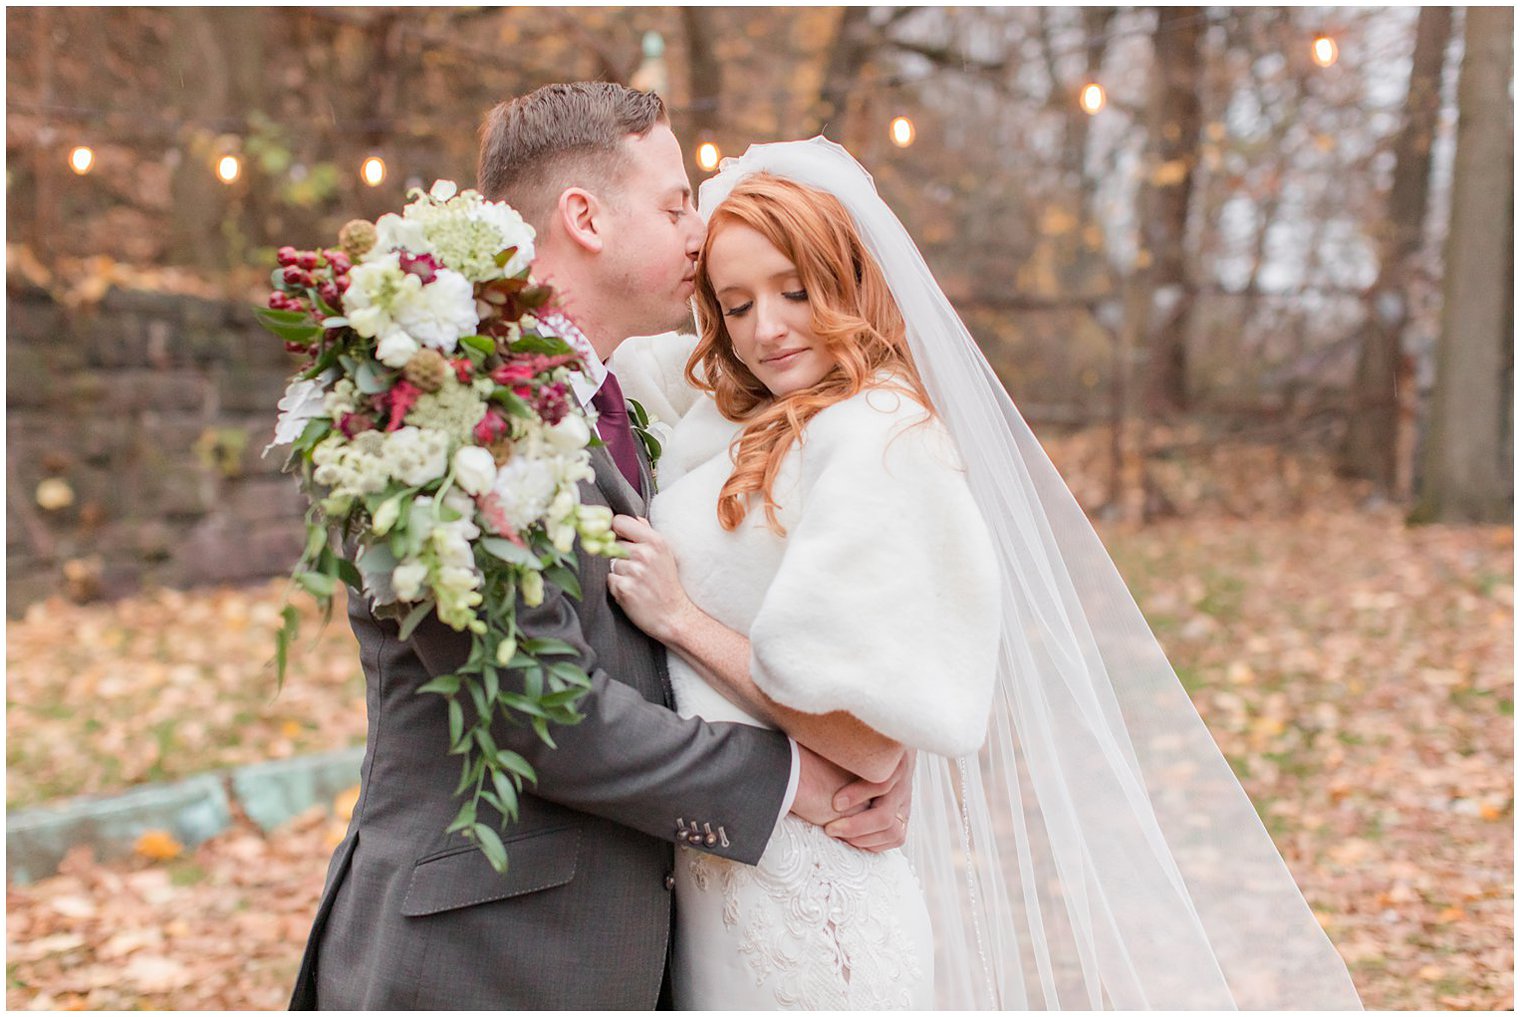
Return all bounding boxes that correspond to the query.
[685,820,926,1010]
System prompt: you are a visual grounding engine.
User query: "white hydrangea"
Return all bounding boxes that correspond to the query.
[407,377,488,442]
[481,455,559,536]
[322,378,360,420]
[382,426,451,488]
[366,181,536,284]
[311,431,389,500]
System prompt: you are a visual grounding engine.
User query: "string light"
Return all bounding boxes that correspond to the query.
[889,116,916,148]
[68,145,95,175]
[1311,35,1338,68]
[1080,83,1106,115]
[215,154,241,184]
[361,155,386,187]
[696,141,721,172]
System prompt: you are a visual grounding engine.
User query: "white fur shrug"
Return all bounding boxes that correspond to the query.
[612,334,1001,758]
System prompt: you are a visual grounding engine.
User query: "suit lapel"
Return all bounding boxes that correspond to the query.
[588,441,646,518]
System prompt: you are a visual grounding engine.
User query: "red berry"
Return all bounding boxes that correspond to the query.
[276,246,299,266]
[284,340,309,354]
[267,292,286,309]
[325,250,351,273]
[297,251,319,271]
[319,282,341,307]
[282,265,310,287]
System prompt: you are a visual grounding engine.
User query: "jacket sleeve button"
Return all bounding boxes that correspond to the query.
[664,873,676,891]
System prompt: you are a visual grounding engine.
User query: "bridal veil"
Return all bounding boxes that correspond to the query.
[698,138,1362,1010]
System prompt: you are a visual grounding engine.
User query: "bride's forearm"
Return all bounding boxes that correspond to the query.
[665,608,905,785]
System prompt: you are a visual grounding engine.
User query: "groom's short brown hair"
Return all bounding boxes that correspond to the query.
[477,82,668,231]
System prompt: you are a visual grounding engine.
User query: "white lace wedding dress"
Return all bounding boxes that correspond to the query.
[622,341,1001,1010]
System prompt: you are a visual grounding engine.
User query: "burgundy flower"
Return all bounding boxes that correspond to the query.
[399,252,441,285]
[282,265,311,288]
[324,249,352,274]
[384,380,424,432]
[339,412,376,438]
[296,250,319,272]
[536,381,569,426]
[276,246,299,267]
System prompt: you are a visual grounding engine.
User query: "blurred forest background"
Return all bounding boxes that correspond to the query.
[5,6,1513,1011]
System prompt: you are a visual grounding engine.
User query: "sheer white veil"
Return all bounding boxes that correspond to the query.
[698,138,1362,1010]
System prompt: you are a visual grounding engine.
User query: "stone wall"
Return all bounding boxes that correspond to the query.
[7,282,308,612]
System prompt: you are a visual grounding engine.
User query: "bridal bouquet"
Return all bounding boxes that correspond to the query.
[258,181,619,872]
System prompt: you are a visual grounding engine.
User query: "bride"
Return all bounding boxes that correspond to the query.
[607,138,1362,1010]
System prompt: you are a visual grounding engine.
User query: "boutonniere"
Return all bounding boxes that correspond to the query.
[627,398,663,484]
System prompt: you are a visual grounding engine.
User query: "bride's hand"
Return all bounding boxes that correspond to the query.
[607,514,694,644]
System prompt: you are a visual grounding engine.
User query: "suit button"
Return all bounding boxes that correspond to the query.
[664,873,675,891]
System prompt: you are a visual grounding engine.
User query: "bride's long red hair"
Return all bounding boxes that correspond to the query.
[690,174,934,534]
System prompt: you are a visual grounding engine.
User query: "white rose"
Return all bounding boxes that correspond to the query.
[375,331,420,368]
[546,413,591,454]
[395,269,477,353]
[391,560,429,602]
[372,212,428,257]
[452,446,498,496]
[429,179,459,202]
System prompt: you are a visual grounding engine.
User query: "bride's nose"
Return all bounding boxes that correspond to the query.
[753,300,788,344]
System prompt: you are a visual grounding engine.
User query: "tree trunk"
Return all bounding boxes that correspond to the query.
[1339,6,1453,494]
[1136,6,1203,417]
[807,7,876,138]
[1413,7,1513,523]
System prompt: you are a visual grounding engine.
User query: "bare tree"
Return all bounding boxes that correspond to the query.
[1339,6,1453,496]
[1414,6,1513,523]
[1135,7,1203,417]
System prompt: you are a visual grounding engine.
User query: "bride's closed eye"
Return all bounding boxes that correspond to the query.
[723,300,754,318]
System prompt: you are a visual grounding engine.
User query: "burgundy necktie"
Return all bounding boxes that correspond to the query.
[590,371,642,492]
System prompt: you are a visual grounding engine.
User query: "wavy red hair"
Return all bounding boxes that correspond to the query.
[690,173,933,534]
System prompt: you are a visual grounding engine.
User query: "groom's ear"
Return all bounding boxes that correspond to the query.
[556,187,605,255]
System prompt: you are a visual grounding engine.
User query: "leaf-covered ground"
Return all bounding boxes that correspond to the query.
[6,436,1512,1009]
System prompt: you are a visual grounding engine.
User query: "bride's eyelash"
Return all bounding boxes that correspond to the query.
[724,301,754,318]
[783,289,808,302]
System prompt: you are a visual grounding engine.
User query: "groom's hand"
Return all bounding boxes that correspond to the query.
[823,749,916,853]
[788,745,867,827]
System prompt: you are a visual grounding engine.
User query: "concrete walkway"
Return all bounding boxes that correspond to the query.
[6,746,364,884]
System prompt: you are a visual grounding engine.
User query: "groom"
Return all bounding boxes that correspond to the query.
[288,82,912,1009]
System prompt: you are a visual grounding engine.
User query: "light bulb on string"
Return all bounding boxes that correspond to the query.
[696,142,721,172]
[1080,83,1106,116]
[1311,35,1338,68]
[361,156,386,187]
[889,116,916,148]
[68,146,95,175]
[216,154,242,184]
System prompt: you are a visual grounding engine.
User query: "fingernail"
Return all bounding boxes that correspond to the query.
[824,821,841,836]
[833,795,850,812]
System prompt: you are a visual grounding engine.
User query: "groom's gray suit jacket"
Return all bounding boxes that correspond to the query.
[288,434,793,1009]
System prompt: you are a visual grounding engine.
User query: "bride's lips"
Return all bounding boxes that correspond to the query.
[762,349,806,366]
